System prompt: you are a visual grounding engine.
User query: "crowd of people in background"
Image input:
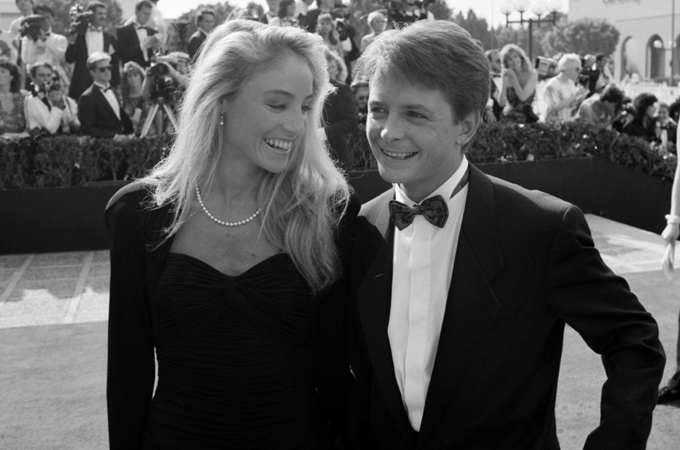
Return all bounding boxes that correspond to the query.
[1,0,677,167]
[0,0,190,141]
[480,41,680,155]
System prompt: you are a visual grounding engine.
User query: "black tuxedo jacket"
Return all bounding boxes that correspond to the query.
[65,32,120,101]
[77,84,133,138]
[346,163,665,449]
[187,30,206,61]
[116,23,157,68]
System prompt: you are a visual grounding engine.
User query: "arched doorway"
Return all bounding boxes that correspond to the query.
[622,37,640,80]
[647,35,665,80]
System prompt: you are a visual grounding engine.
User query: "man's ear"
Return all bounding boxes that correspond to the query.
[455,110,482,147]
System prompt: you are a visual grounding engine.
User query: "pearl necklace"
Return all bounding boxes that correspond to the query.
[195,185,261,227]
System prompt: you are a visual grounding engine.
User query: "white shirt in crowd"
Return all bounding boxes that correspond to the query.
[9,16,25,38]
[544,76,579,123]
[124,3,167,48]
[85,27,105,57]
[389,156,469,431]
[21,31,67,68]
[133,21,149,62]
[25,93,79,134]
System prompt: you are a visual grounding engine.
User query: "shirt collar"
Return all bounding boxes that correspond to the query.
[395,157,469,205]
[93,81,110,91]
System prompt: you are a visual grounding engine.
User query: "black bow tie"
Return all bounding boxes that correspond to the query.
[89,25,103,32]
[136,24,148,30]
[389,195,449,230]
[388,167,470,231]
[99,85,111,93]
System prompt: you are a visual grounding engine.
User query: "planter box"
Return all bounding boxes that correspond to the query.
[1,159,672,255]
[0,182,128,255]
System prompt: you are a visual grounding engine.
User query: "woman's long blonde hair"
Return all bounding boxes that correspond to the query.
[140,20,350,294]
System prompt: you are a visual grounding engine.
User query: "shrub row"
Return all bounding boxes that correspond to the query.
[0,121,676,189]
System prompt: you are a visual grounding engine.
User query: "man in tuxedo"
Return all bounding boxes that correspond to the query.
[116,0,160,68]
[346,20,666,450]
[258,0,280,24]
[484,48,503,122]
[65,1,120,101]
[77,52,132,139]
[187,9,216,62]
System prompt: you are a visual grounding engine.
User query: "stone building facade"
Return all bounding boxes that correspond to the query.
[570,0,680,82]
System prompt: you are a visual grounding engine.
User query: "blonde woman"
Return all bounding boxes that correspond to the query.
[325,46,348,84]
[499,43,539,123]
[105,20,375,449]
[544,53,588,123]
[316,13,344,58]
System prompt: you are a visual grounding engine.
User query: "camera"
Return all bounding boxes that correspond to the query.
[39,80,61,95]
[149,62,177,100]
[20,14,44,41]
[68,4,94,35]
[535,56,558,79]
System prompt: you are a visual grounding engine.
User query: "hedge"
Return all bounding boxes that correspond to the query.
[0,121,676,189]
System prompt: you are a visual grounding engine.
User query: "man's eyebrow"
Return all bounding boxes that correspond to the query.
[401,103,435,114]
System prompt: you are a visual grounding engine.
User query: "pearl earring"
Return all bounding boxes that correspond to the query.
[219,113,224,126]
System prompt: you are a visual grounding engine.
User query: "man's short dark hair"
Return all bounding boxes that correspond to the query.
[29,61,52,80]
[197,9,215,25]
[16,0,34,5]
[136,0,153,11]
[33,5,53,17]
[600,84,624,106]
[595,53,607,62]
[86,1,106,13]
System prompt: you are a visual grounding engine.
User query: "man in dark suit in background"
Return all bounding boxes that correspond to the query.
[65,1,120,101]
[187,9,216,62]
[78,51,132,139]
[116,0,160,68]
[346,20,665,450]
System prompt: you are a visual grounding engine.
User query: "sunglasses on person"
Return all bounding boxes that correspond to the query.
[95,66,112,73]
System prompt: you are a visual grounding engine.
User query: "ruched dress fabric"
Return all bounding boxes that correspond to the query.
[142,252,333,449]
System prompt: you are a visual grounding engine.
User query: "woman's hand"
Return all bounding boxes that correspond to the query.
[662,223,680,243]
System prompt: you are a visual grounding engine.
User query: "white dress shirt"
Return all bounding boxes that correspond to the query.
[389,157,469,431]
[133,21,149,62]
[93,82,120,120]
[25,93,79,134]
[85,28,104,57]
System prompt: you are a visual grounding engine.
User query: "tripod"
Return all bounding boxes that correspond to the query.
[140,96,178,137]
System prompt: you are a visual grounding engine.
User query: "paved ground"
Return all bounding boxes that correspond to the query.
[1,214,679,449]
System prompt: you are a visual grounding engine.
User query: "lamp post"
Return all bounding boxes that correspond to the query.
[499,0,562,61]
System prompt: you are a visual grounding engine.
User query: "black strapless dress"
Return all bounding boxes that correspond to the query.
[142,253,334,449]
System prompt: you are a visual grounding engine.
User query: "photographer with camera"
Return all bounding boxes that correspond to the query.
[77,52,133,139]
[117,0,161,68]
[21,6,69,94]
[188,9,216,61]
[66,1,120,102]
[25,61,79,136]
[140,53,188,134]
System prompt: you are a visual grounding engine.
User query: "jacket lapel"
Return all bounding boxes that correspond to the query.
[94,86,119,122]
[418,163,504,439]
[357,189,414,439]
